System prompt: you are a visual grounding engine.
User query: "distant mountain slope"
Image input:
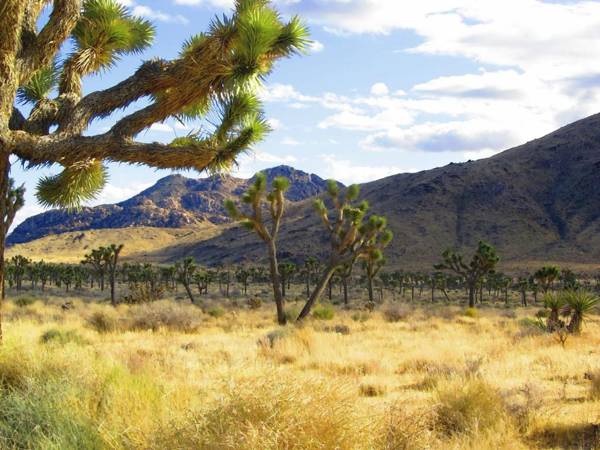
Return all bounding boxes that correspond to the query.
[181,113,600,269]
[8,166,338,244]
[10,113,600,270]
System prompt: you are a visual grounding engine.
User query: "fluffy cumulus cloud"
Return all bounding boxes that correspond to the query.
[319,154,415,184]
[256,0,600,155]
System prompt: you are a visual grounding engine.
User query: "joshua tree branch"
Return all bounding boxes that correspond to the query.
[20,0,81,82]
[8,132,221,171]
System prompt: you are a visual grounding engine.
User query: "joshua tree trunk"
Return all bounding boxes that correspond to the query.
[297,265,336,321]
[183,280,196,304]
[468,283,476,308]
[343,278,349,305]
[367,275,374,303]
[268,240,286,325]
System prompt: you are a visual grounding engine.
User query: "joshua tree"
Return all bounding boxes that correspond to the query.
[81,248,108,290]
[278,261,296,298]
[517,276,529,306]
[175,257,197,304]
[225,173,290,324]
[235,267,251,295]
[362,252,386,304]
[0,0,308,335]
[303,256,319,298]
[297,181,393,321]
[435,241,499,308]
[534,266,560,293]
[336,260,355,305]
[102,244,123,306]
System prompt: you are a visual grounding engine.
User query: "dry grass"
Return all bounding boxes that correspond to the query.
[0,296,599,449]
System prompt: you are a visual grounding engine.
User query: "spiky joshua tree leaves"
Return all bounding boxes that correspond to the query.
[435,241,499,308]
[0,0,308,338]
[297,181,393,321]
[225,172,290,324]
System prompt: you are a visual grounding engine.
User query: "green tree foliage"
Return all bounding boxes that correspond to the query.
[225,172,290,324]
[435,241,499,308]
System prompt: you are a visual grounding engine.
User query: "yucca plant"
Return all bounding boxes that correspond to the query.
[560,290,599,334]
[543,292,566,332]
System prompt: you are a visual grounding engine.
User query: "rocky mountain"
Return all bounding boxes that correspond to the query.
[8,166,339,245]
[10,112,600,270]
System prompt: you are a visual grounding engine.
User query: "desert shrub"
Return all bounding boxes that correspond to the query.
[128,302,204,333]
[375,404,432,450]
[382,304,409,322]
[359,382,387,397]
[259,328,292,348]
[154,377,369,449]
[322,324,351,335]
[122,283,165,304]
[13,296,36,308]
[535,309,549,319]
[351,312,370,322]
[284,305,301,322]
[86,310,119,333]
[464,307,479,318]
[312,304,335,320]
[586,370,600,400]
[40,329,87,346]
[246,297,262,310]
[434,378,507,436]
[207,305,225,318]
[504,383,545,432]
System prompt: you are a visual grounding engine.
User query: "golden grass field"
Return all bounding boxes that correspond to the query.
[0,289,599,449]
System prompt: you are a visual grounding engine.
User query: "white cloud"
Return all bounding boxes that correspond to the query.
[89,182,153,206]
[12,204,44,229]
[132,5,189,24]
[281,137,302,146]
[309,40,325,53]
[173,0,236,9]
[319,154,415,184]
[149,123,175,133]
[267,118,283,130]
[370,82,389,96]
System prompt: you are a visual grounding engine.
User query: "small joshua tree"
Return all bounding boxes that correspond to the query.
[101,244,123,306]
[176,256,197,304]
[81,248,108,290]
[363,252,386,305]
[534,266,560,293]
[296,181,392,321]
[225,173,290,324]
[278,261,296,298]
[435,241,499,308]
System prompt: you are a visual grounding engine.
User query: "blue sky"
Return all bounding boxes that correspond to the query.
[12,0,600,225]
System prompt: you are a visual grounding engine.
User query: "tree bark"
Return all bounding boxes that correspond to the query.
[297,265,336,321]
[267,240,286,325]
[468,283,475,308]
[0,153,8,343]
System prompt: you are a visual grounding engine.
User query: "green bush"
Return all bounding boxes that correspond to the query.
[464,307,479,318]
[535,309,549,319]
[312,304,335,320]
[14,297,36,308]
[40,329,87,346]
[382,304,409,322]
[207,306,225,318]
[284,306,301,323]
[351,312,370,322]
[86,310,119,333]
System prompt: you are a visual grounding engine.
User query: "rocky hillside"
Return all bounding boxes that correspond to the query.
[8,166,338,244]
[182,112,600,269]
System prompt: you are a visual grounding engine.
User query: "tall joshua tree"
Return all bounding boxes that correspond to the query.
[297,181,393,321]
[534,266,560,293]
[176,256,197,304]
[435,241,499,308]
[0,0,308,332]
[225,173,290,324]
